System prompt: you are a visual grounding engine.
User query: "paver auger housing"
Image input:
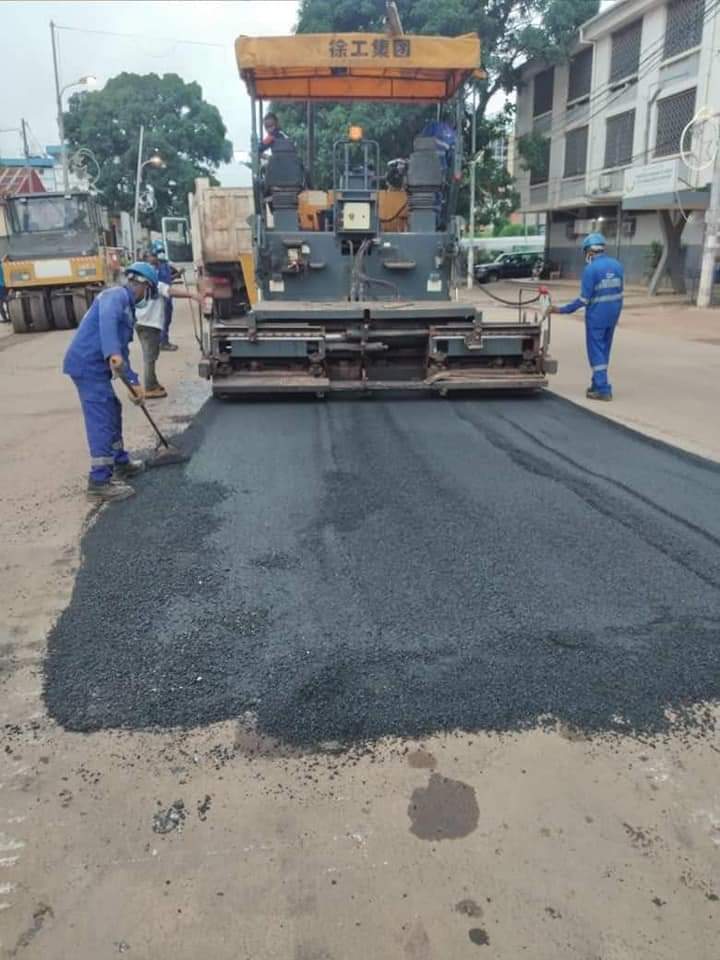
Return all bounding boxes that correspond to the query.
[199,29,556,396]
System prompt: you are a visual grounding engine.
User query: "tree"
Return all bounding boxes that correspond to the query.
[280,0,599,208]
[64,73,232,227]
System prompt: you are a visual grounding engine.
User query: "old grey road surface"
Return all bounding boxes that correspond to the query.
[46,393,720,746]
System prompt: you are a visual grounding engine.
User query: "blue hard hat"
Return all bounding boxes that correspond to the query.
[125,261,158,287]
[582,232,606,250]
[151,239,165,253]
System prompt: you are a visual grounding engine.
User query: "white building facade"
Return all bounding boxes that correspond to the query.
[514,0,720,287]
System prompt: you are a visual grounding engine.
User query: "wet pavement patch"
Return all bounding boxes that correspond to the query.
[468,928,490,946]
[408,773,480,840]
[43,396,720,746]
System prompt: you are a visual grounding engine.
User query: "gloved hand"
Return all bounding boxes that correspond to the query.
[127,383,145,405]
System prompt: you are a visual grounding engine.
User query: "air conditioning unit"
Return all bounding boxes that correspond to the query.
[597,173,613,193]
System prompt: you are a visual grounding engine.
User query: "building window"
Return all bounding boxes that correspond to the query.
[529,138,551,184]
[655,87,696,156]
[564,126,589,178]
[568,48,593,103]
[604,110,635,168]
[609,19,643,84]
[664,0,704,59]
[533,67,555,117]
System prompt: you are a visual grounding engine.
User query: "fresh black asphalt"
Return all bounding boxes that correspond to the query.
[44,394,720,745]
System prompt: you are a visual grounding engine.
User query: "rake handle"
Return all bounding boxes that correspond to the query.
[114,366,171,450]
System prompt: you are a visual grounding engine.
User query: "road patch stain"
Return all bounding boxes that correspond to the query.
[9,902,54,956]
[408,774,479,840]
[468,927,490,946]
[455,898,483,918]
[407,749,436,769]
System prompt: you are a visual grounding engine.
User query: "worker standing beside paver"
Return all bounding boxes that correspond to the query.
[63,262,156,503]
[135,265,202,399]
[549,233,623,401]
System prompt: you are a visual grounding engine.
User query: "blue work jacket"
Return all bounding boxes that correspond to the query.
[63,286,140,383]
[557,254,624,325]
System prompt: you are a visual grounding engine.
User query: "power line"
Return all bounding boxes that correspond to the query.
[54,22,226,49]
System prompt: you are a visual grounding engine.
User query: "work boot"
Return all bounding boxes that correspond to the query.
[160,342,179,352]
[586,388,612,402]
[144,386,168,399]
[86,478,135,502]
[113,458,145,479]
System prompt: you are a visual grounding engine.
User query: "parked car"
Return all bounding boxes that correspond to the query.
[474,252,544,283]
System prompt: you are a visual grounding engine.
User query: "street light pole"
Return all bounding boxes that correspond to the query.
[49,20,69,193]
[467,87,478,289]
[133,124,145,257]
[697,143,720,308]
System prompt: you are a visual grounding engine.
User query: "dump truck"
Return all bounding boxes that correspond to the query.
[2,191,122,333]
[188,178,257,320]
[198,26,556,396]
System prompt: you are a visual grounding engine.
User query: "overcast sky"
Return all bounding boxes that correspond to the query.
[0,1,301,186]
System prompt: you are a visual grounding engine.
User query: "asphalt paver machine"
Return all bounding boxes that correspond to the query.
[199,28,557,396]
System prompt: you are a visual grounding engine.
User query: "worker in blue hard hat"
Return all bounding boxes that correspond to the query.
[548,232,624,401]
[62,262,157,502]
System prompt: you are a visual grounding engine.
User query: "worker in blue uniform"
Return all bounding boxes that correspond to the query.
[549,233,623,401]
[63,262,158,502]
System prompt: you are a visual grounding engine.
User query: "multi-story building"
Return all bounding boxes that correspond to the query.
[514,0,719,286]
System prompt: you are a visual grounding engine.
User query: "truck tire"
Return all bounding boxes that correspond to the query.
[8,297,30,334]
[28,293,51,332]
[72,291,90,325]
[50,295,74,330]
[10,294,50,333]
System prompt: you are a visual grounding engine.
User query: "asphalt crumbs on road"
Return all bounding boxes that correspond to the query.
[44,393,720,746]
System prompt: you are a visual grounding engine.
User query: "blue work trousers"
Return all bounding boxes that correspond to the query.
[72,376,130,483]
[585,319,617,396]
[161,299,173,344]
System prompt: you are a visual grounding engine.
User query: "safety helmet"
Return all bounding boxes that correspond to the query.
[582,232,606,251]
[124,261,158,288]
[150,239,166,254]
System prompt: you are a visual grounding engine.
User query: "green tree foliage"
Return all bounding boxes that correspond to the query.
[64,73,232,227]
[280,0,599,215]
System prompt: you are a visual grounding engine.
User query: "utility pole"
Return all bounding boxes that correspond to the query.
[50,20,70,194]
[696,145,719,308]
[467,87,477,289]
[133,125,145,258]
[21,118,31,191]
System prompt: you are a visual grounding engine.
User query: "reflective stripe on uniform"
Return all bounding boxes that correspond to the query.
[579,296,589,304]
[596,277,622,290]
[590,292,623,305]
[592,364,608,372]
[91,456,114,466]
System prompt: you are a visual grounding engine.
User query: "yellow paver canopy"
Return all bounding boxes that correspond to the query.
[236,33,483,102]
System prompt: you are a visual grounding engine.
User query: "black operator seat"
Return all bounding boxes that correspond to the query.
[407,136,444,191]
[264,139,305,200]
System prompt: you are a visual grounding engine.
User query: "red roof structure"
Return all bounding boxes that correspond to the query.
[0,167,46,196]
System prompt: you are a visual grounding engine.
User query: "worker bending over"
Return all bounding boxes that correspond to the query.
[63,262,156,503]
[549,233,623,401]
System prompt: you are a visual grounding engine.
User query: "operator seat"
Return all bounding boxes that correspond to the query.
[264,140,304,202]
[407,136,445,231]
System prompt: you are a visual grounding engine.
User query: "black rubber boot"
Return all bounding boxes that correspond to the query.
[586,389,612,402]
